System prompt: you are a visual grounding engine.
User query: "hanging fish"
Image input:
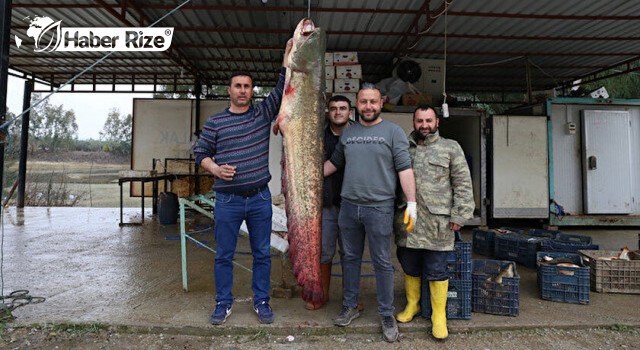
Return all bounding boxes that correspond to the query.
[273,18,326,305]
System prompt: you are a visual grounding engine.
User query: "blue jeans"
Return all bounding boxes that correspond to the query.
[321,205,343,264]
[338,201,395,317]
[213,187,272,306]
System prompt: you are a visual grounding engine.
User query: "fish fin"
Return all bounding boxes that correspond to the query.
[273,111,290,135]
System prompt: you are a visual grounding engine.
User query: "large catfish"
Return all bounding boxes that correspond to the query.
[274,18,326,305]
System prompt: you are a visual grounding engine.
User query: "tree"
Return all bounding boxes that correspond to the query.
[153,84,193,99]
[99,108,132,155]
[28,93,79,152]
[580,67,640,99]
[153,83,272,99]
[4,108,21,159]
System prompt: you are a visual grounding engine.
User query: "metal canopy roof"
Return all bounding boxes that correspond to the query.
[8,0,640,96]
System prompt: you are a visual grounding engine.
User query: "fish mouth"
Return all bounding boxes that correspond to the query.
[301,20,315,36]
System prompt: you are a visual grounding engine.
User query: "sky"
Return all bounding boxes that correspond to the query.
[6,73,153,140]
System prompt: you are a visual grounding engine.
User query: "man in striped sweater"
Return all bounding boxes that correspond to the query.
[193,39,292,326]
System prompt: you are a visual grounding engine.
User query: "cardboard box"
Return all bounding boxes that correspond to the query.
[325,79,333,93]
[334,78,360,93]
[333,51,358,65]
[325,66,335,79]
[324,52,334,66]
[402,93,432,106]
[335,64,362,79]
[341,92,357,107]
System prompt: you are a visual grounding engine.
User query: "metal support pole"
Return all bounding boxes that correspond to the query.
[525,58,533,103]
[0,0,13,195]
[17,80,33,208]
[194,78,201,195]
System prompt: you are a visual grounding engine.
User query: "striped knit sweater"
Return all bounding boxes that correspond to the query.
[193,68,286,193]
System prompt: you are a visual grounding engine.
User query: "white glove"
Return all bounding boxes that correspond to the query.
[403,201,417,231]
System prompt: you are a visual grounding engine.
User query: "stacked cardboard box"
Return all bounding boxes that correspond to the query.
[325,52,361,107]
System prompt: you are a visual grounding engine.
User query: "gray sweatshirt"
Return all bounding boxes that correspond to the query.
[330,119,412,207]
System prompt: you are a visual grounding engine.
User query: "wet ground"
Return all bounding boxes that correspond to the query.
[0,207,638,343]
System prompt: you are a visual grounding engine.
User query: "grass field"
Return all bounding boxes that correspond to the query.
[4,160,154,208]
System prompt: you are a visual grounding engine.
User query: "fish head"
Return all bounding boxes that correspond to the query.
[288,18,326,72]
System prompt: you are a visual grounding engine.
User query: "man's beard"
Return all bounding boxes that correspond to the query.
[360,112,381,123]
[415,127,438,139]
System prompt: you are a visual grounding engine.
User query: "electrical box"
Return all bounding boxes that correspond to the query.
[565,122,576,134]
[411,58,445,103]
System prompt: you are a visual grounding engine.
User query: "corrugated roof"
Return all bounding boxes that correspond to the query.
[7,0,640,96]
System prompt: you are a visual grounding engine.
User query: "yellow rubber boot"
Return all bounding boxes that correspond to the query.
[429,280,449,340]
[395,275,421,323]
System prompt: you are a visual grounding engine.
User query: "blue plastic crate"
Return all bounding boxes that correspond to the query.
[472,227,520,257]
[540,233,599,253]
[494,232,554,268]
[472,228,495,257]
[446,241,472,280]
[421,278,472,320]
[500,227,524,234]
[472,260,520,316]
[528,229,561,239]
[536,252,590,304]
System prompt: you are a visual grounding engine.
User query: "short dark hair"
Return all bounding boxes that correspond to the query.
[229,71,253,86]
[328,94,352,108]
[413,103,437,119]
[356,83,382,100]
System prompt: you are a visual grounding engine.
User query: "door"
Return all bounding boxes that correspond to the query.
[581,110,632,214]
[491,115,549,218]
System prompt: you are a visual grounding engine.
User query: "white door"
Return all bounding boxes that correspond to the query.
[491,115,548,218]
[581,110,632,214]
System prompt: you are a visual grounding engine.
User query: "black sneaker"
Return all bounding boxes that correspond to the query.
[334,305,361,327]
[254,301,274,324]
[209,302,232,325]
[381,315,399,342]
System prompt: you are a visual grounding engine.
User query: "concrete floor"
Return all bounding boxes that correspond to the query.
[1,207,639,336]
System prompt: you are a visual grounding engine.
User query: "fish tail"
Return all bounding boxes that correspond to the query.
[286,215,324,304]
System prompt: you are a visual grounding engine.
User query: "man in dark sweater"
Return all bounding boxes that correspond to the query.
[305,94,353,310]
[193,39,292,326]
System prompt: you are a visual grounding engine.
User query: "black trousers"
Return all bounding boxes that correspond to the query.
[396,246,449,281]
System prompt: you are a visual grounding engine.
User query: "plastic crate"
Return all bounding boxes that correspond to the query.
[421,278,472,320]
[446,241,472,280]
[494,232,554,268]
[527,229,561,240]
[472,260,520,316]
[472,228,495,257]
[540,233,599,253]
[472,227,521,257]
[500,227,524,234]
[536,252,590,304]
[579,250,640,294]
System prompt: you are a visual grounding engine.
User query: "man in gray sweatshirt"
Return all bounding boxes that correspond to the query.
[324,84,417,343]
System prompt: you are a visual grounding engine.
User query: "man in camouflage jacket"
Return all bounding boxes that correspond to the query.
[394,103,474,341]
